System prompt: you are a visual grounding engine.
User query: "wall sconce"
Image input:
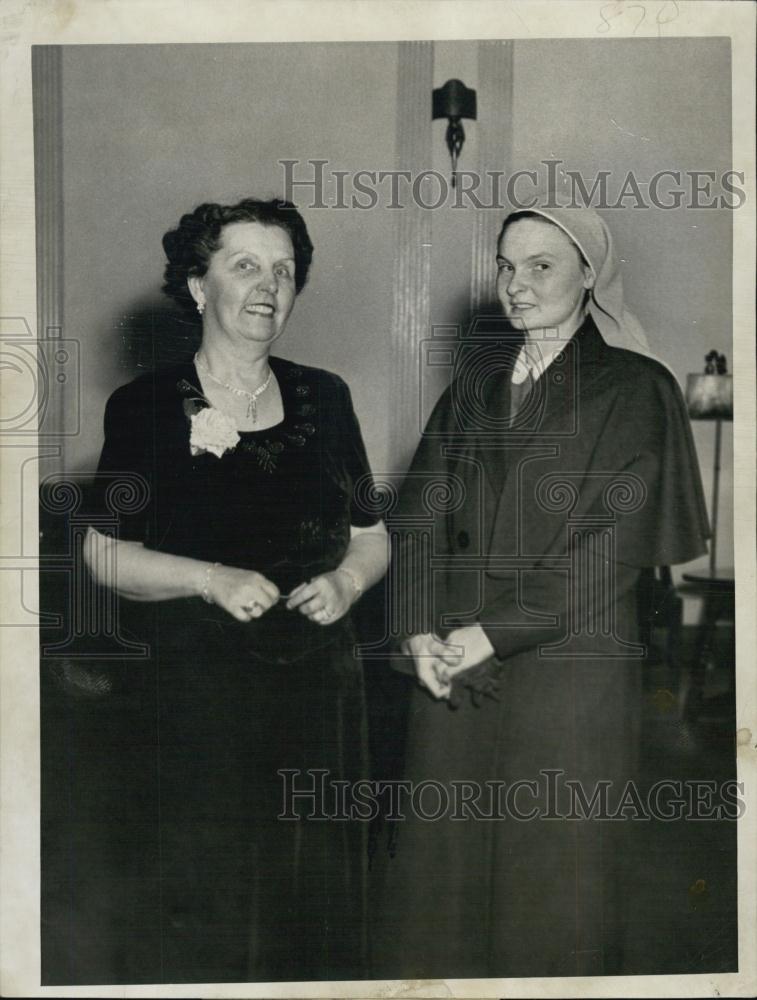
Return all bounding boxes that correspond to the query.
[432,79,477,188]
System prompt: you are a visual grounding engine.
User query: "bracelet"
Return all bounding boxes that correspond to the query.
[201,562,221,604]
[335,565,363,599]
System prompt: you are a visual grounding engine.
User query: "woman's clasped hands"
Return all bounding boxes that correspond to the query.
[204,563,362,626]
[404,625,496,700]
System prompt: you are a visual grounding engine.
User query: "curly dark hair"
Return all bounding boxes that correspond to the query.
[161,198,314,311]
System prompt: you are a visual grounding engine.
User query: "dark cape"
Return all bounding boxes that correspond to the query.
[371,317,709,978]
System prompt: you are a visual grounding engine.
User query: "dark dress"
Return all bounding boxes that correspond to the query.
[372,318,710,978]
[87,355,378,983]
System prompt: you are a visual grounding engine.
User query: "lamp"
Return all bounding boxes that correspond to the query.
[685,350,733,578]
[432,79,477,188]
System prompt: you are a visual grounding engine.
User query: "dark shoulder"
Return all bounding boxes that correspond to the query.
[575,316,680,399]
[600,342,673,380]
[271,356,348,389]
[106,363,192,403]
[270,356,354,413]
[598,345,683,403]
[582,345,692,446]
[103,364,195,430]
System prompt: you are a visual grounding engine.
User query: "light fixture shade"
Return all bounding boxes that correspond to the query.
[686,373,733,420]
[432,79,477,121]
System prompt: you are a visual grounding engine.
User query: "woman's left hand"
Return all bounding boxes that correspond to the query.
[435,625,496,683]
[286,570,356,626]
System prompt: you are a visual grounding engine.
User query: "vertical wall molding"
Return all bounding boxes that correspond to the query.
[390,41,434,468]
[32,46,65,469]
[470,40,514,314]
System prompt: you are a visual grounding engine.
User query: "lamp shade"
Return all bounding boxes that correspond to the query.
[685,373,733,420]
[432,79,477,121]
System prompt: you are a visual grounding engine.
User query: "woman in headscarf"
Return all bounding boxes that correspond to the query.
[372,200,709,978]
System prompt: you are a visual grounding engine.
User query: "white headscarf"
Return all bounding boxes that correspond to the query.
[501,199,657,362]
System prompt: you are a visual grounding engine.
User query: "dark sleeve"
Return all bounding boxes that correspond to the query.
[87,383,153,544]
[479,365,709,662]
[332,375,381,528]
[593,364,710,567]
[390,387,457,663]
[478,545,642,662]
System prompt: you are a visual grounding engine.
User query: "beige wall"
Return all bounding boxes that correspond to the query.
[60,42,398,475]
[511,38,732,375]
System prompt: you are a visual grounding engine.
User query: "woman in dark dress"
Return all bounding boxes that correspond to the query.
[84,198,388,982]
[373,201,709,978]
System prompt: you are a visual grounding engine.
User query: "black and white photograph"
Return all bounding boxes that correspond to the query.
[0,2,755,997]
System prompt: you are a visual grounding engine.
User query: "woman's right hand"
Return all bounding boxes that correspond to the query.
[204,564,280,622]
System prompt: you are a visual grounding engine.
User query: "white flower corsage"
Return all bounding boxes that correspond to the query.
[189,406,240,458]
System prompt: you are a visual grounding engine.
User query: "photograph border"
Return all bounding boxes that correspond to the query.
[1,2,755,997]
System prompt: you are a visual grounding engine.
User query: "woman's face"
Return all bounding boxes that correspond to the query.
[189,221,297,349]
[496,217,594,335]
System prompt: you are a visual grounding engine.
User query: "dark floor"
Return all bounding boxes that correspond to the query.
[40,623,738,983]
[616,630,738,974]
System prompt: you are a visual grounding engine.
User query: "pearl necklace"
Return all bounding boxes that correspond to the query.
[195,353,273,422]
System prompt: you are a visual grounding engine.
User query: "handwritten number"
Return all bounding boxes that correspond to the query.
[597,1,623,33]
[628,4,646,33]
[597,0,679,35]
[657,0,680,33]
